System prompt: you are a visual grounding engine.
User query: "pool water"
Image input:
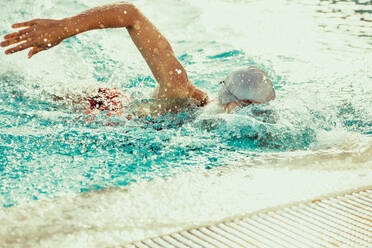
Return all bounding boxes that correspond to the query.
[0,0,371,210]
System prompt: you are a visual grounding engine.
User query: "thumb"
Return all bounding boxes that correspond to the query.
[28,47,44,59]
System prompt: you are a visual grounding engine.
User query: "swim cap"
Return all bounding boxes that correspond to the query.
[218,66,275,105]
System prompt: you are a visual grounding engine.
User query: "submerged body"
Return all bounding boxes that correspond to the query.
[80,87,205,121]
[0,2,275,118]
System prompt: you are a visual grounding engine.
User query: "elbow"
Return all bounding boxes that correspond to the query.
[119,2,140,28]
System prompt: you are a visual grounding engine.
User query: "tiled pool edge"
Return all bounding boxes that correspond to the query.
[126,186,372,248]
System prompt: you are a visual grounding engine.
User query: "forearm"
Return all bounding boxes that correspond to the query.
[61,2,137,39]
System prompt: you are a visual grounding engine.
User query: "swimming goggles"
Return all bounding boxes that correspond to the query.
[220,80,253,108]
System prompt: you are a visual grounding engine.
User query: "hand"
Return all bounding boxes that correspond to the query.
[1,19,67,58]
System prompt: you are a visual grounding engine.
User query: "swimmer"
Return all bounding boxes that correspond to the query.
[0,2,275,117]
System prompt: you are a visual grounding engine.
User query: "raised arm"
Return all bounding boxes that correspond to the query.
[0,2,207,102]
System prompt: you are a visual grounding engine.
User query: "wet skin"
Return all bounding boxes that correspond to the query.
[0,2,257,115]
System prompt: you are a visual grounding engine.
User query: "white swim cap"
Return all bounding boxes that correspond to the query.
[218,66,275,105]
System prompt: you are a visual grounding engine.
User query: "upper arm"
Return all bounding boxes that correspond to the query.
[126,6,197,99]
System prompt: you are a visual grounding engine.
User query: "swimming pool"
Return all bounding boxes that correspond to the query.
[1,0,371,246]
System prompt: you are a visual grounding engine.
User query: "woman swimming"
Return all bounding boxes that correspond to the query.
[0,2,275,117]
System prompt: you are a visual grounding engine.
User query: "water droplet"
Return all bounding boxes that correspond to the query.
[124,10,127,14]
[48,43,51,47]
[43,38,48,42]
[176,69,182,74]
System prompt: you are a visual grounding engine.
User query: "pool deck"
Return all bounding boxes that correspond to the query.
[1,166,371,247]
[127,187,372,248]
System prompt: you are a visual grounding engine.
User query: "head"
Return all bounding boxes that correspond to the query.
[218,66,275,112]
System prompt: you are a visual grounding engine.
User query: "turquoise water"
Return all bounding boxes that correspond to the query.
[1,0,371,207]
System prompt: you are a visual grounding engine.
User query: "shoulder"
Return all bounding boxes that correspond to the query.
[153,82,209,106]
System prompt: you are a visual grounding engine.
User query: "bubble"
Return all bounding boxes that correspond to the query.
[134,23,141,30]
[176,69,182,74]
[43,38,48,42]
[124,10,127,14]
[48,43,51,47]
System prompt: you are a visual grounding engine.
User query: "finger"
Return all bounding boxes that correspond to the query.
[5,42,33,55]
[12,19,38,28]
[0,35,30,48]
[28,47,44,58]
[3,28,32,40]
